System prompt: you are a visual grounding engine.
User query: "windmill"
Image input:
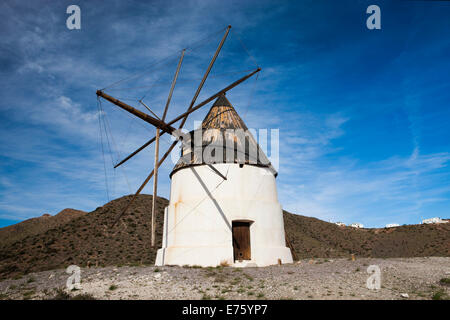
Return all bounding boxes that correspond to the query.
[96,26,293,267]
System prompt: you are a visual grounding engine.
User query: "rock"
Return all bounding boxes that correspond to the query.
[154,273,162,279]
[400,293,409,298]
[48,274,54,279]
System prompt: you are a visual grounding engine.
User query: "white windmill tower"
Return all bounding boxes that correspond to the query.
[155,94,293,267]
[96,26,293,267]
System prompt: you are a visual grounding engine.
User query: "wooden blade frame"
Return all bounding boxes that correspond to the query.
[100,67,261,227]
[109,67,261,227]
[96,90,176,133]
[113,67,261,168]
[111,25,231,227]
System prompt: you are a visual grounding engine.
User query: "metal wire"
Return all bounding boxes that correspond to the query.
[100,27,228,91]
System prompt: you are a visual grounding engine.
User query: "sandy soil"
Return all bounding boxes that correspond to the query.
[1,257,449,300]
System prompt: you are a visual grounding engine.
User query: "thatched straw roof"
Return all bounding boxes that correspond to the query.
[170,94,277,177]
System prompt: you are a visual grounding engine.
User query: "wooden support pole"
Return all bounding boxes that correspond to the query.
[151,49,185,247]
[151,128,160,247]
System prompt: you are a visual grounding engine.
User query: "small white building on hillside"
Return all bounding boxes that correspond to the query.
[334,222,346,227]
[385,223,400,228]
[421,217,448,224]
[349,223,364,229]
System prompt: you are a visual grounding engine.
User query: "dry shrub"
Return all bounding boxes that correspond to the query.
[220,260,231,267]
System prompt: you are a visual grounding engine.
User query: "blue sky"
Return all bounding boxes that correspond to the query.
[0,0,449,228]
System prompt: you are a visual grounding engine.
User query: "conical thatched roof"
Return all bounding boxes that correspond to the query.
[170,94,277,177]
[201,95,248,130]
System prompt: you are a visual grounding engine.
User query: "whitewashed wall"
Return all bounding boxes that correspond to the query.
[155,163,293,267]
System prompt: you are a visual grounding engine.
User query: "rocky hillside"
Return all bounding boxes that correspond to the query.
[0,194,449,280]
[0,195,167,279]
[0,209,87,248]
[284,211,450,259]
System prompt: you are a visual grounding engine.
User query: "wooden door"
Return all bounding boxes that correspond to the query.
[232,221,251,261]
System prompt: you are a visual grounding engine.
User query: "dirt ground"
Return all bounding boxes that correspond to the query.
[0,257,449,300]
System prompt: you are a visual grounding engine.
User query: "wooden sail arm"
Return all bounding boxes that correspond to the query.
[167,68,261,128]
[207,164,227,180]
[96,90,176,133]
[180,25,231,129]
[113,67,261,168]
[162,48,185,121]
[111,138,177,227]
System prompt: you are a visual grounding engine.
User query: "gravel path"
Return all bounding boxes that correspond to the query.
[1,257,449,300]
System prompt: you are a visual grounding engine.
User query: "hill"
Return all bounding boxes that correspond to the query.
[0,195,168,279]
[0,209,87,248]
[284,210,450,259]
[0,194,449,279]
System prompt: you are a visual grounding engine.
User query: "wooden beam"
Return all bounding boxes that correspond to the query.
[96,90,176,133]
[166,68,260,127]
[162,49,185,120]
[207,164,227,180]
